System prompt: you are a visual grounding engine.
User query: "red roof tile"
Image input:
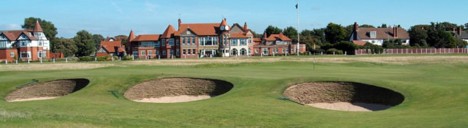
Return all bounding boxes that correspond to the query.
[100,40,123,53]
[230,33,248,38]
[355,27,409,40]
[174,23,220,36]
[266,33,291,41]
[353,40,367,46]
[132,34,160,42]
[34,20,43,32]
[161,25,176,38]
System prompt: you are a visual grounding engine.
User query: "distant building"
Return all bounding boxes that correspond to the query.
[96,39,125,57]
[350,22,410,46]
[254,33,306,55]
[0,21,50,62]
[451,27,468,48]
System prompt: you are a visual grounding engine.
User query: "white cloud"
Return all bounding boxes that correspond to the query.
[0,24,21,30]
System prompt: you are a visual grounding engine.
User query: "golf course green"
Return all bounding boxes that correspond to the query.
[1,55,467,127]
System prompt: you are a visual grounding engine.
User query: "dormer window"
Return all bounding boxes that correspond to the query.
[370,31,377,39]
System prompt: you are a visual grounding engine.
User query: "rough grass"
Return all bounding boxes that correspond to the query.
[0,55,467,127]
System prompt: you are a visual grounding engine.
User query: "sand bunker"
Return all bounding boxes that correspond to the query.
[124,78,233,103]
[283,82,404,112]
[5,79,90,102]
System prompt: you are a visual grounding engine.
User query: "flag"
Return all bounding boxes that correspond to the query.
[295,4,298,9]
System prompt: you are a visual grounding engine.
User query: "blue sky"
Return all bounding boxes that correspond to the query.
[1,0,467,38]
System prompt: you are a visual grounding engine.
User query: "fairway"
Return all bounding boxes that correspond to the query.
[1,55,467,127]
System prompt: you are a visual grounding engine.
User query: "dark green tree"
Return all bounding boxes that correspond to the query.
[53,38,77,57]
[408,25,429,47]
[360,24,375,28]
[73,30,96,57]
[325,23,348,44]
[379,24,388,28]
[282,26,298,43]
[92,34,104,49]
[263,25,282,37]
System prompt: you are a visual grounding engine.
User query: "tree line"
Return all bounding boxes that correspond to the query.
[22,17,128,57]
[22,17,468,57]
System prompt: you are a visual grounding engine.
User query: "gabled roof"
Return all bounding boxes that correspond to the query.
[0,30,37,41]
[220,18,227,26]
[128,30,135,42]
[265,33,292,41]
[132,34,160,42]
[352,40,367,46]
[230,33,249,38]
[100,40,124,53]
[174,23,220,36]
[161,25,176,38]
[355,27,409,40]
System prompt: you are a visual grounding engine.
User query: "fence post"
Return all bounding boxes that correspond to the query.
[66,58,68,63]
[53,58,55,63]
[40,58,42,63]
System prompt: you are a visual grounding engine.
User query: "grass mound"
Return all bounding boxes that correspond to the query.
[5,79,90,102]
[124,77,233,103]
[283,81,404,111]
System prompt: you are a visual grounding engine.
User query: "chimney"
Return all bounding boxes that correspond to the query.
[457,27,462,36]
[393,27,398,38]
[243,22,248,32]
[178,19,182,30]
[353,22,359,32]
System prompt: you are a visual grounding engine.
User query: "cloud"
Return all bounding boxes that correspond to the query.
[0,24,21,30]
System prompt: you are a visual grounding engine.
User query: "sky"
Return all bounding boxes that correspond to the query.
[0,0,467,38]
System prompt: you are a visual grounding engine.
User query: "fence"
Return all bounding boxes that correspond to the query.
[355,48,468,55]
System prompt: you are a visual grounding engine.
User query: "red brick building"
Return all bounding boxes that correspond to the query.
[0,21,51,62]
[96,39,125,57]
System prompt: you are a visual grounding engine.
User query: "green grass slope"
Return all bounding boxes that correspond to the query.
[0,60,467,127]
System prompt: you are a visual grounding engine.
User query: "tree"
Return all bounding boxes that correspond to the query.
[115,35,129,45]
[53,38,77,57]
[408,25,429,47]
[73,30,96,57]
[282,26,298,43]
[379,24,388,28]
[360,24,375,28]
[382,39,406,48]
[263,25,282,37]
[324,23,348,44]
[92,34,104,49]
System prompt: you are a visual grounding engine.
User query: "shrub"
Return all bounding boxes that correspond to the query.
[79,56,94,61]
[122,55,133,61]
[326,48,343,55]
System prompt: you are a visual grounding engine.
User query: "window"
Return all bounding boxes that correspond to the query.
[168,39,174,46]
[192,37,195,45]
[162,50,166,55]
[206,37,212,45]
[187,49,191,54]
[240,39,247,46]
[192,49,196,54]
[141,51,146,56]
[176,49,180,56]
[148,51,152,56]
[0,41,7,48]
[182,37,186,45]
[183,49,186,54]
[133,51,138,57]
[231,39,238,46]
[10,52,15,58]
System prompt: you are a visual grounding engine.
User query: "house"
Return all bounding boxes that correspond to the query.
[127,32,161,59]
[253,33,305,55]
[350,22,410,46]
[174,18,253,58]
[451,27,468,48]
[96,39,125,57]
[0,20,50,62]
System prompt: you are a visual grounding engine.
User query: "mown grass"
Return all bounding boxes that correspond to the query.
[0,58,467,127]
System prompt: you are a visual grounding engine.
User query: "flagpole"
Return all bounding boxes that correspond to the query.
[296,0,300,56]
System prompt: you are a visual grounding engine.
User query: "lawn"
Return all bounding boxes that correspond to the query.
[0,56,467,127]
